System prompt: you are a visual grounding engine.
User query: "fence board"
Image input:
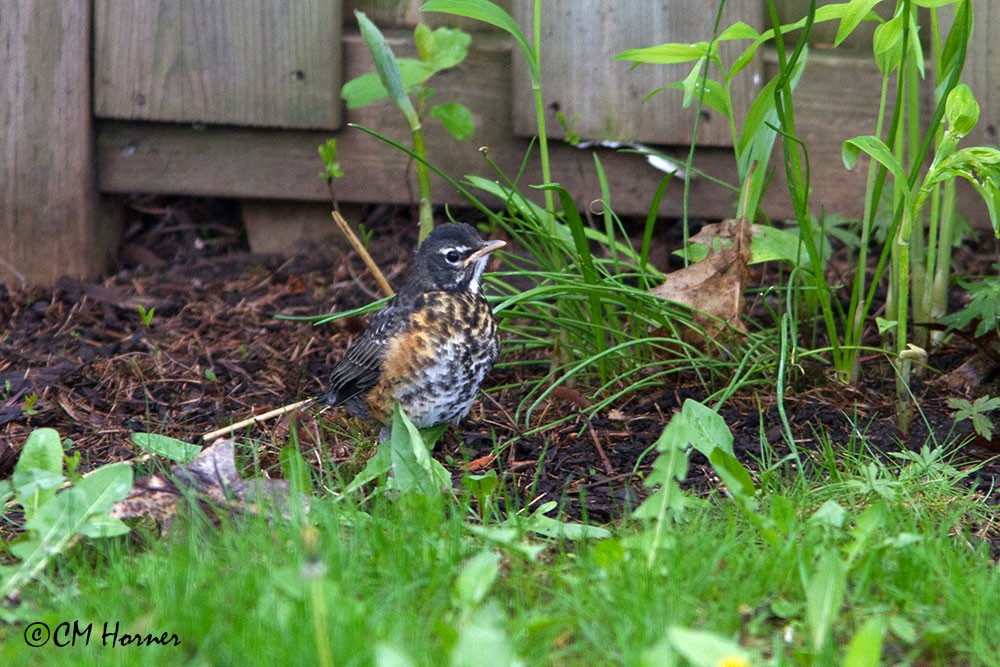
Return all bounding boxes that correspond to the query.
[1,2,115,284]
[958,2,1000,148]
[511,0,763,146]
[94,0,343,129]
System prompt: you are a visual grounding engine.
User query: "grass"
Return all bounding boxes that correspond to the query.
[2,430,996,666]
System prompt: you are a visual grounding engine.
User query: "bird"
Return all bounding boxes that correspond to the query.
[324,222,505,432]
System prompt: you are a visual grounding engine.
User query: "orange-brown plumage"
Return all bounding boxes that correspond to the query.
[324,223,503,429]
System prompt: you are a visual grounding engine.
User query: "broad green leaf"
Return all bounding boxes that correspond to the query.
[806,551,847,652]
[716,21,760,42]
[389,403,451,496]
[875,316,897,334]
[615,42,708,65]
[12,428,65,516]
[748,224,818,266]
[678,58,706,109]
[667,626,750,667]
[708,449,756,500]
[462,469,499,502]
[521,506,611,541]
[464,523,546,560]
[843,135,908,186]
[420,0,534,77]
[835,0,883,47]
[945,83,979,136]
[632,412,693,521]
[376,645,417,667]
[131,432,200,463]
[682,399,733,458]
[2,462,133,599]
[11,469,65,515]
[414,22,434,62]
[78,512,130,538]
[342,60,435,109]
[431,102,475,140]
[344,445,392,494]
[640,637,679,667]
[872,13,903,75]
[356,10,418,124]
[73,462,134,515]
[809,499,847,529]
[449,602,522,667]
[454,550,500,608]
[416,24,471,71]
[843,617,885,667]
[668,76,732,120]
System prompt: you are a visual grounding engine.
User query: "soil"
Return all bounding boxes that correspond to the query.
[2,198,998,545]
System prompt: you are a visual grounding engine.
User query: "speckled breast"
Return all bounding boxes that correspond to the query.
[367,291,498,428]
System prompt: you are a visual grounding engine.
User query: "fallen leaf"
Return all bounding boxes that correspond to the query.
[466,453,497,471]
[651,216,752,338]
[111,439,307,531]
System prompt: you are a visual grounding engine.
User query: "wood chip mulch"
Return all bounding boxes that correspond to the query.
[1,203,998,545]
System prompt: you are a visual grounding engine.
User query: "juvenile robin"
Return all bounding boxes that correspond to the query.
[324,223,505,431]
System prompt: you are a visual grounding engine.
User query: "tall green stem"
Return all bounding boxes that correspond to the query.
[409,119,434,241]
[531,0,554,218]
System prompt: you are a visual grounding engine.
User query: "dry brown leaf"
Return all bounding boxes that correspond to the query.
[111,439,306,531]
[650,215,753,337]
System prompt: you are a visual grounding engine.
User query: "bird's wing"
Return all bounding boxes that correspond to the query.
[325,304,406,404]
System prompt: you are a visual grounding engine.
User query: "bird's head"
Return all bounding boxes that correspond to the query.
[409,223,505,294]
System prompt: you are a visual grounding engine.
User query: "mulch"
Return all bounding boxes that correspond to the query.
[2,199,998,543]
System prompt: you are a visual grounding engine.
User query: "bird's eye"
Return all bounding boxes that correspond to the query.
[445,250,461,263]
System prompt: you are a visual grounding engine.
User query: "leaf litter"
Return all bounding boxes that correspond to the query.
[1,201,998,547]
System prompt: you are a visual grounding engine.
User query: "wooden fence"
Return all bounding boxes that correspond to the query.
[2,1,997,284]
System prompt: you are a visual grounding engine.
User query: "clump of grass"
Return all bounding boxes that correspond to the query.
[5,422,995,665]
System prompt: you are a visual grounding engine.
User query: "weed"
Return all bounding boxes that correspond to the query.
[343,11,475,240]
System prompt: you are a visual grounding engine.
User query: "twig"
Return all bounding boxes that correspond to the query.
[586,421,616,476]
[0,255,27,286]
[201,398,317,442]
[329,211,395,298]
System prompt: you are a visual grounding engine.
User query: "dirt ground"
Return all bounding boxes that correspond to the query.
[2,198,999,535]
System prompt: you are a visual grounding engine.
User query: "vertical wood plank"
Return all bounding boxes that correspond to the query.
[347,0,512,30]
[94,0,343,129]
[957,2,999,148]
[1,1,111,285]
[511,0,763,146]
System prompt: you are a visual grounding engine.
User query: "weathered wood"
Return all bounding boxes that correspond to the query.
[93,0,343,129]
[760,49,888,221]
[98,28,744,221]
[241,200,342,254]
[955,1,999,148]
[510,0,763,146]
[100,28,923,223]
[347,0,511,31]
[774,0,894,51]
[1,2,116,285]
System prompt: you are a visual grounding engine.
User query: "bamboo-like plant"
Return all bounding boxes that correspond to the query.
[344,11,475,241]
[420,0,555,219]
[617,0,1000,429]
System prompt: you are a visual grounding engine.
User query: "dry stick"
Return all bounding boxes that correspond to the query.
[200,203,395,443]
[329,210,394,298]
[201,398,317,442]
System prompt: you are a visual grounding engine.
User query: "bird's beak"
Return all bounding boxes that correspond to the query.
[462,239,506,266]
